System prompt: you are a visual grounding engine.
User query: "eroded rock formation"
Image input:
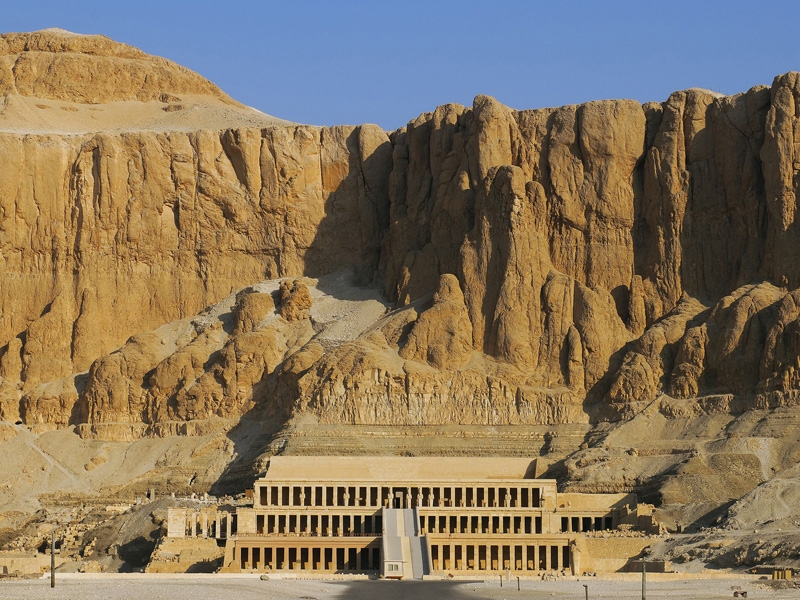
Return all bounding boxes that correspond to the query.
[1,30,800,443]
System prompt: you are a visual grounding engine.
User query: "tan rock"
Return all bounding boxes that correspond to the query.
[5,28,800,443]
[566,326,585,391]
[234,291,276,334]
[296,326,586,427]
[669,325,709,399]
[538,272,575,385]
[0,381,21,423]
[0,29,235,105]
[20,290,75,388]
[762,72,800,287]
[0,31,388,392]
[0,121,386,391]
[20,376,80,429]
[758,289,800,395]
[606,296,706,403]
[279,280,313,322]
[0,338,23,381]
[145,324,230,423]
[281,341,326,377]
[79,327,191,425]
[698,283,786,395]
[608,352,658,404]
[379,306,419,347]
[399,274,472,369]
[573,282,632,389]
[627,275,647,337]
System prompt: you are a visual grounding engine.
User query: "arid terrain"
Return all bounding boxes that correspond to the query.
[1,28,800,575]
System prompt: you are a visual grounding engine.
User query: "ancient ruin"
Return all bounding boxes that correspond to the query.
[161,457,660,578]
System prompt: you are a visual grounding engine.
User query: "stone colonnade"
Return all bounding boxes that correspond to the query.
[168,509,235,539]
[258,482,544,510]
[257,511,381,536]
[231,540,380,571]
[427,540,571,572]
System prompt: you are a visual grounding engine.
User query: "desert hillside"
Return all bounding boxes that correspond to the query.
[1,29,800,571]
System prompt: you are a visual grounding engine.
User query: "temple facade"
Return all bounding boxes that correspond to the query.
[166,456,659,578]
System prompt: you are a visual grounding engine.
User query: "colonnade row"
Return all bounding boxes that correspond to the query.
[256,512,382,536]
[174,510,614,539]
[429,542,571,572]
[561,515,614,533]
[254,512,551,536]
[177,511,236,539]
[253,511,614,537]
[230,541,572,573]
[422,513,544,535]
[257,483,543,510]
[233,543,380,571]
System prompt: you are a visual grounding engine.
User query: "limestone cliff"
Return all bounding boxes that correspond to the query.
[1,30,800,442]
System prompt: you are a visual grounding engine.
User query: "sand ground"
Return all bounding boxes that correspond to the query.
[0,574,794,600]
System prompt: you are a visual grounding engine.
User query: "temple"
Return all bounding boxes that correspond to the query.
[164,456,661,578]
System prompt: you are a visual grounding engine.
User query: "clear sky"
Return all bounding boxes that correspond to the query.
[4,1,800,130]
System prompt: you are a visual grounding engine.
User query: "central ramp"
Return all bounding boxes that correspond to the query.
[381,507,430,579]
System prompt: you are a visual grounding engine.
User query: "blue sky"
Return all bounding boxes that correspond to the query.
[5,1,800,130]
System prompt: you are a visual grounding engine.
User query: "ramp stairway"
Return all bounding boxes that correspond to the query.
[381,507,430,579]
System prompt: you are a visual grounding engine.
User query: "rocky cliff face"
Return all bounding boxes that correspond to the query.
[0,123,390,386]
[2,30,800,443]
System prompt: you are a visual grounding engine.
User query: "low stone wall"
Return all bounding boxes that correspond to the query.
[0,551,65,576]
[573,537,654,574]
[146,538,224,573]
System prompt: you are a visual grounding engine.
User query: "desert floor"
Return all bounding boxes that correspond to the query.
[0,573,795,600]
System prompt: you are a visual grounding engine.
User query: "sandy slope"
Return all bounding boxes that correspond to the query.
[0,93,292,134]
